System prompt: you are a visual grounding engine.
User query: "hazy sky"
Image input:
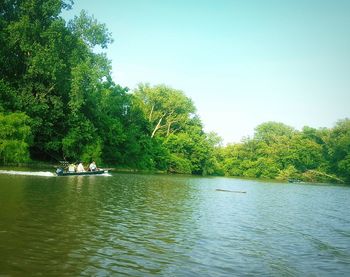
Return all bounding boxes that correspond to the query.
[63,0,350,143]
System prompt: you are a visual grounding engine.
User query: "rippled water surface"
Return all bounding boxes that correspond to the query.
[0,171,349,276]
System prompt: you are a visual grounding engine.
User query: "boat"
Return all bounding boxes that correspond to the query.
[56,168,107,176]
[55,161,108,176]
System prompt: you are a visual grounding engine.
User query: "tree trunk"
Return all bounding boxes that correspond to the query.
[166,122,172,136]
[148,105,154,122]
[151,117,163,138]
[308,170,344,183]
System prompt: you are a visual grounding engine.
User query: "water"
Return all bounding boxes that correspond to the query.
[0,170,349,276]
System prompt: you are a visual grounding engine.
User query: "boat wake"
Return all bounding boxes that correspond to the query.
[101,172,112,177]
[0,170,55,177]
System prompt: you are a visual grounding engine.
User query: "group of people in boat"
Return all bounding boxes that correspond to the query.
[68,161,98,173]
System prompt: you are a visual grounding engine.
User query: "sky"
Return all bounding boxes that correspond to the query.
[63,0,350,143]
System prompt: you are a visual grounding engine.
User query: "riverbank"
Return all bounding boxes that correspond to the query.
[0,161,347,185]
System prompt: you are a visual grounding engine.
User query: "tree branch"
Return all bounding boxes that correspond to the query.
[149,105,154,122]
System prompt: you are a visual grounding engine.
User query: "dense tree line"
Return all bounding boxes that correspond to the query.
[215,120,350,183]
[0,1,349,183]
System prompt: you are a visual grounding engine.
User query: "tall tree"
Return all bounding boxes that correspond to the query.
[1,0,76,159]
[134,84,196,138]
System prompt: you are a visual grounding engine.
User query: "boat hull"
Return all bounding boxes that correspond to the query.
[56,170,107,176]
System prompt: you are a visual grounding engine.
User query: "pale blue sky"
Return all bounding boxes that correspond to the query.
[63,0,350,143]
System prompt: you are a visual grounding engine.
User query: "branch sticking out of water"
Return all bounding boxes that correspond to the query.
[216,189,246,193]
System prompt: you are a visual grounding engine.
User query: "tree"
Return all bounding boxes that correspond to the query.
[1,0,77,159]
[254,121,295,145]
[133,84,196,138]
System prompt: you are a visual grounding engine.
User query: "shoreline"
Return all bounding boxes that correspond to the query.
[0,162,347,185]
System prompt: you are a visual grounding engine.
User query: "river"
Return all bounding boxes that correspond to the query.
[0,170,349,276]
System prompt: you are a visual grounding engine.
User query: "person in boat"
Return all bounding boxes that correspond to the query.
[68,163,76,173]
[89,161,97,172]
[77,162,85,173]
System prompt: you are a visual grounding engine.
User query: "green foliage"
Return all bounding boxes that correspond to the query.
[81,139,103,165]
[0,80,18,112]
[217,120,349,183]
[277,165,299,180]
[254,121,295,144]
[68,10,113,49]
[327,119,350,181]
[168,154,192,174]
[62,119,98,160]
[0,113,32,163]
[133,84,196,138]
